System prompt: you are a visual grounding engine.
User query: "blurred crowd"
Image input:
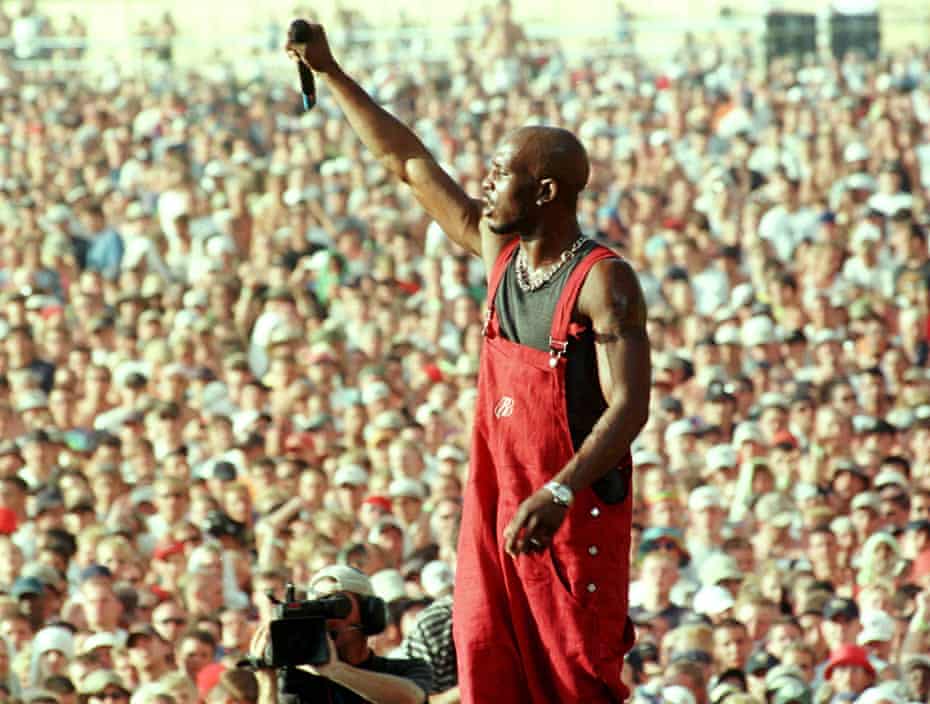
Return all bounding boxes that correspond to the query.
[1,0,930,703]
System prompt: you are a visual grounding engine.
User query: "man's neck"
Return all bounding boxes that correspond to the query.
[518,216,583,269]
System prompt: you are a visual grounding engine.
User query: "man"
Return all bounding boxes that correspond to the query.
[401,561,458,701]
[249,565,431,703]
[287,22,649,704]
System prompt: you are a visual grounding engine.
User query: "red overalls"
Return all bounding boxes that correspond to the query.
[454,240,635,703]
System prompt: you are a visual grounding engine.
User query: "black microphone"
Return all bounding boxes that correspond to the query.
[288,19,316,111]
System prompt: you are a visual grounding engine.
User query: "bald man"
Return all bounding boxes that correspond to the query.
[287,25,650,704]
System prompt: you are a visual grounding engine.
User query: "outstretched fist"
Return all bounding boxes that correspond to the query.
[285,21,338,74]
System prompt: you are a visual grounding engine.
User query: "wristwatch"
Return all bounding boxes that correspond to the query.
[543,481,574,508]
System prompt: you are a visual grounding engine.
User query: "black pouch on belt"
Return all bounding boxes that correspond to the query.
[591,465,631,504]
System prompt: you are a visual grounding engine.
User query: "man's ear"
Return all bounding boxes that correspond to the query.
[536,178,558,206]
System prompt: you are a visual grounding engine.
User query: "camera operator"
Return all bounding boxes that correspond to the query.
[249,565,432,704]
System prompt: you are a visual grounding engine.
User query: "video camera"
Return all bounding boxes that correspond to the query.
[241,584,353,669]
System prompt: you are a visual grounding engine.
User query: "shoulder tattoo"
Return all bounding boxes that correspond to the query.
[592,269,648,344]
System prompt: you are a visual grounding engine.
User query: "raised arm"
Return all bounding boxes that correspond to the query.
[286,24,485,262]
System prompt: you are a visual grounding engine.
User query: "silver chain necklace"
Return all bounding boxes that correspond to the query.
[514,236,588,292]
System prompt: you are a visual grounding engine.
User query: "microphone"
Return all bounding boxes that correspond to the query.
[288,19,316,111]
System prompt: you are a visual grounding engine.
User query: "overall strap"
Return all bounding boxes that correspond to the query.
[482,238,520,336]
[546,244,618,367]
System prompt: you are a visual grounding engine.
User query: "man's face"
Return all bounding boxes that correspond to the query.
[911,494,930,521]
[152,603,188,644]
[832,664,872,695]
[714,625,751,670]
[177,636,213,679]
[482,139,538,236]
[907,665,930,700]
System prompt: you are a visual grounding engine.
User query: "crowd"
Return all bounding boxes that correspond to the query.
[0,0,930,702]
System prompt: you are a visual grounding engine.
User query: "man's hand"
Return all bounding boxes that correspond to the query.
[503,489,568,557]
[248,622,273,669]
[301,631,344,679]
[285,22,338,75]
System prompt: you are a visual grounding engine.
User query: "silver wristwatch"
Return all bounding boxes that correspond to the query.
[543,481,574,507]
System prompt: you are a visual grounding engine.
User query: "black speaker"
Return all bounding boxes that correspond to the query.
[765,12,817,66]
[829,12,880,61]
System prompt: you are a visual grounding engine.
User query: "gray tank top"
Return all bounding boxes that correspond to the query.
[493,239,607,450]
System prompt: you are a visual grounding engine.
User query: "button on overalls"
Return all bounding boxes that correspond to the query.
[454,240,635,703]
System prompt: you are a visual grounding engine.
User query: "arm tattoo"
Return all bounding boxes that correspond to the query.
[592,287,647,345]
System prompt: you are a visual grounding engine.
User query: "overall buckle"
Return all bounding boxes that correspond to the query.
[482,307,493,337]
[548,337,568,368]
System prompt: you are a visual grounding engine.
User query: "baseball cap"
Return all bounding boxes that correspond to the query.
[706,444,737,471]
[844,142,870,163]
[663,685,697,704]
[823,597,859,621]
[333,464,369,488]
[420,560,455,598]
[79,670,130,696]
[689,486,724,512]
[772,678,812,704]
[370,568,407,603]
[857,610,895,645]
[388,478,426,501]
[0,507,18,535]
[80,564,113,583]
[638,526,690,567]
[754,493,795,528]
[11,576,43,598]
[733,422,765,446]
[742,316,777,346]
[436,445,466,463]
[632,450,663,467]
[851,492,880,513]
[903,654,930,671]
[79,632,118,655]
[699,553,743,586]
[692,584,735,616]
[873,469,908,491]
[824,644,875,680]
[309,565,374,597]
[745,650,780,675]
[151,540,185,561]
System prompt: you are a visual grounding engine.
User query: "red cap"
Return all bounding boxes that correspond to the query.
[362,495,392,513]
[422,364,443,383]
[152,541,186,561]
[0,507,18,535]
[824,644,875,680]
[196,662,226,697]
[771,430,798,449]
[285,432,314,452]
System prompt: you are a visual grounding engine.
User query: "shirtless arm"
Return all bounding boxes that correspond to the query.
[504,258,650,555]
[287,23,508,270]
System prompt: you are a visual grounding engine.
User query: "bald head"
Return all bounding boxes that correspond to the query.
[503,126,590,202]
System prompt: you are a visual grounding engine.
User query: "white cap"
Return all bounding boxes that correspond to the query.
[633,450,663,467]
[706,444,737,471]
[388,478,426,500]
[420,560,455,598]
[662,685,697,704]
[852,222,881,246]
[689,486,724,512]
[333,464,369,487]
[369,568,407,603]
[714,324,742,346]
[309,565,374,597]
[742,316,776,347]
[436,445,466,462]
[733,422,765,446]
[844,142,870,163]
[692,584,736,616]
[873,469,908,490]
[857,610,895,645]
[361,382,391,405]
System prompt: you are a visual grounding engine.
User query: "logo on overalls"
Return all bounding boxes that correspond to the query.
[494,396,514,418]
